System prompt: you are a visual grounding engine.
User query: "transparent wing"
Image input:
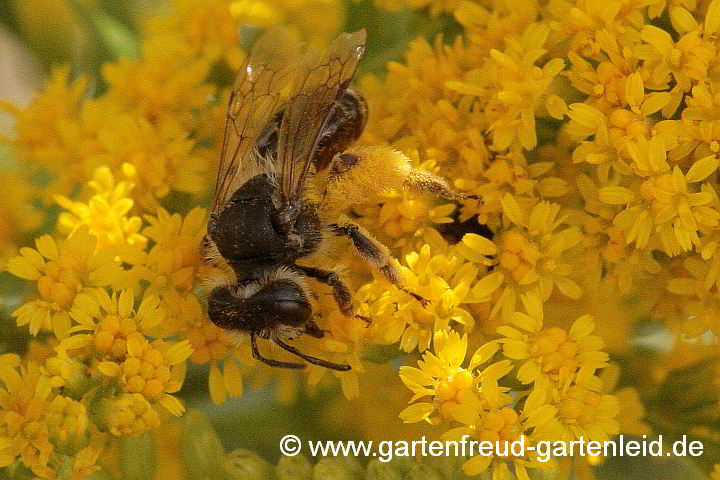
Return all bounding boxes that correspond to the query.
[276,30,366,205]
[213,28,301,213]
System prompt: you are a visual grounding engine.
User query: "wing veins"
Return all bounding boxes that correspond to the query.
[276,30,366,205]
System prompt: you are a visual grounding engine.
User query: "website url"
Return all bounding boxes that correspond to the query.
[279,434,704,463]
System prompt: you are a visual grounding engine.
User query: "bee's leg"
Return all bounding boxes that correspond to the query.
[250,332,306,369]
[329,222,430,307]
[291,265,371,324]
[272,336,351,371]
[405,169,482,201]
[304,319,327,338]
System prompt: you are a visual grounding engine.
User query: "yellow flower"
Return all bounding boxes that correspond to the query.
[0,361,54,477]
[542,371,620,443]
[90,114,212,209]
[60,288,164,360]
[6,227,116,338]
[665,255,720,336]
[0,170,43,269]
[677,82,720,159]
[636,21,715,94]
[208,359,245,406]
[399,329,512,424]
[54,166,146,250]
[497,292,609,388]
[0,66,89,200]
[108,393,160,437]
[359,237,497,353]
[603,151,719,255]
[143,207,208,296]
[46,395,88,443]
[482,196,584,322]
[142,207,211,336]
[354,189,456,241]
[455,150,569,230]
[147,0,245,68]
[443,387,559,478]
[186,317,233,365]
[450,24,565,151]
[100,337,191,416]
[102,40,214,127]
[41,349,89,397]
[67,432,104,479]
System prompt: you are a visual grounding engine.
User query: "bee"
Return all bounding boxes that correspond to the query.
[204,28,472,371]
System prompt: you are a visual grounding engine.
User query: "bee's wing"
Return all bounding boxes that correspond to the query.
[276,30,366,205]
[213,28,301,213]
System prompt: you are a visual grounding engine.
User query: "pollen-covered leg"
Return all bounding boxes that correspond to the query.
[292,264,371,323]
[404,168,482,201]
[322,146,481,214]
[329,221,430,307]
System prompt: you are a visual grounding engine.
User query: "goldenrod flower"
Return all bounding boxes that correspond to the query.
[665,255,720,336]
[399,329,512,424]
[54,166,146,250]
[636,22,715,94]
[99,337,192,416]
[6,227,115,338]
[5,0,720,476]
[143,207,209,302]
[444,387,559,478]
[108,393,161,437]
[0,361,54,476]
[187,317,233,365]
[102,39,215,130]
[360,237,497,353]
[67,433,104,479]
[485,196,584,321]
[60,288,164,360]
[46,395,88,443]
[497,292,608,388]
[603,153,719,255]
[452,24,565,151]
[0,67,89,199]
[41,349,88,397]
[0,170,43,269]
[541,371,620,443]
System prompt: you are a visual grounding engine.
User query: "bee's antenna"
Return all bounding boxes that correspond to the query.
[272,336,351,371]
[251,333,306,369]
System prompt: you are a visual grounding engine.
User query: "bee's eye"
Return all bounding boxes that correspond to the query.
[254,280,309,309]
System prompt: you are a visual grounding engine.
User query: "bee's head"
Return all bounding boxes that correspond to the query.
[207,279,312,332]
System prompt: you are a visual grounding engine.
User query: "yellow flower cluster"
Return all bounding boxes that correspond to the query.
[1,0,350,475]
[6,0,720,477]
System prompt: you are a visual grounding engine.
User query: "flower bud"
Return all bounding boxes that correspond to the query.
[312,458,364,480]
[224,450,275,480]
[180,410,225,479]
[276,454,312,480]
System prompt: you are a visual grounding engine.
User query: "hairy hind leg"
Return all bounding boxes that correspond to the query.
[329,221,429,307]
[404,168,481,201]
